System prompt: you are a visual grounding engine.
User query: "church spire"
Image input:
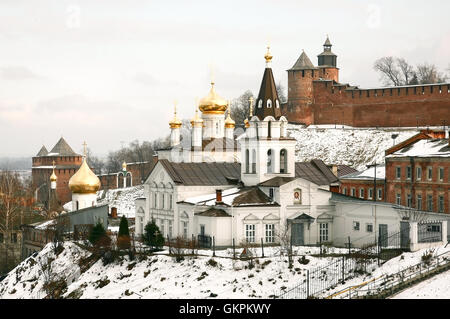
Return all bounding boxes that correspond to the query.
[254,46,281,120]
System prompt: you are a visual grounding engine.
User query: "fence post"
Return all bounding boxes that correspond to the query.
[213,236,215,257]
[192,234,195,255]
[306,270,310,298]
[348,236,351,256]
[233,238,236,259]
[261,238,264,258]
[342,256,345,282]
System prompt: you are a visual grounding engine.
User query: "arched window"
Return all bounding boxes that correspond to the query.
[280,149,287,173]
[268,121,271,138]
[267,149,274,173]
[245,149,250,173]
[252,149,256,173]
[258,99,262,108]
[267,99,272,108]
[276,100,280,108]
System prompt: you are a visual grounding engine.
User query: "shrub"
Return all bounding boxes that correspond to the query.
[299,256,310,265]
[207,259,218,267]
[89,222,107,246]
[142,219,164,250]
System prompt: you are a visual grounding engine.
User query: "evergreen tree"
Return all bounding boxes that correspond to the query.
[89,222,107,245]
[142,219,164,250]
[118,215,130,237]
[117,215,131,250]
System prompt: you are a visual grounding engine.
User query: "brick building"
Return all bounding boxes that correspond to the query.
[385,134,450,214]
[32,138,82,207]
[339,165,386,201]
[98,157,157,191]
[282,37,450,127]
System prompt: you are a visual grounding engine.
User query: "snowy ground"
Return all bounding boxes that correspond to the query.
[1,241,448,299]
[390,269,450,299]
[288,124,418,171]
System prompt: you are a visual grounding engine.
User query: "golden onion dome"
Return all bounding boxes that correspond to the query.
[69,158,101,194]
[50,170,57,182]
[264,45,273,64]
[190,109,203,127]
[225,111,235,128]
[198,82,228,114]
[122,161,127,171]
[169,102,182,128]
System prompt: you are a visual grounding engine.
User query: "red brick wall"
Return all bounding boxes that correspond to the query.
[284,80,450,127]
[339,180,385,201]
[32,155,83,205]
[385,157,450,214]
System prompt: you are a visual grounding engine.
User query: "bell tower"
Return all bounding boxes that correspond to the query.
[317,35,339,82]
[240,46,296,186]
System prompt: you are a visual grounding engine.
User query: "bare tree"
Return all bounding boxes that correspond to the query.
[86,148,105,175]
[416,63,447,84]
[276,81,287,103]
[396,58,415,85]
[0,171,34,273]
[373,56,402,86]
[230,90,254,127]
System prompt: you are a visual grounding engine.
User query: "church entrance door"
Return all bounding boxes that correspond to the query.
[291,223,304,246]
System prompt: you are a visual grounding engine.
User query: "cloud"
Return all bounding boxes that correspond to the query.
[0,66,40,80]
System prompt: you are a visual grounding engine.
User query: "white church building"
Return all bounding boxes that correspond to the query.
[135,47,450,249]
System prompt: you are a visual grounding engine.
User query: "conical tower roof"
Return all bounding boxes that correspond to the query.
[254,47,282,120]
[289,51,315,71]
[36,145,48,157]
[49,137,79,156]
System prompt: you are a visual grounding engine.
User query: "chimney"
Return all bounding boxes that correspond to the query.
[216,189,223,204]
[332,165,338,177]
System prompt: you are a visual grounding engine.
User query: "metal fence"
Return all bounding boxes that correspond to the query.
[276,225,410,299]
[418,221,443,243]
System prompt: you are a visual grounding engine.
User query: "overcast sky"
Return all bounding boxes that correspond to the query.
[1,0,449,157]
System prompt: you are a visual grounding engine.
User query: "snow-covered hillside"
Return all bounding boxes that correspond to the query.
[391,269,450,299]
[288,124,418,171]
[0,242,349,299]
[1,241,449,299]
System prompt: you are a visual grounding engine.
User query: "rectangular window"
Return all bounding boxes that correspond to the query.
[368,188,373,199]
[366,223,373,233]
[11,233,17,243]
[342,187,347,195]
[320,223,329,242]
[168,220,173,238]
[396,193,401,205]
[417,194,423,210]
[0,232,3,243]
[359,188,364,199]
[438,196,444,213]
[407,194,412,207]
[265,224,275,243]
[377,188,382,200]
[396,167,401,179]
[351,188,356,197]
[416,166,422,180]
[438,167,444,181]
[169,194,173,210]
[161,193,165,209]
[200,224,205,236]
[406,166,411,179]
[427,195,433,211]
[353,221,360,231]
[427,167,433,181]
[246,224,256,243]
[269,188,274,200]
[160,220,165,236]
[183,221,188,239]
[153,193,157,208]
